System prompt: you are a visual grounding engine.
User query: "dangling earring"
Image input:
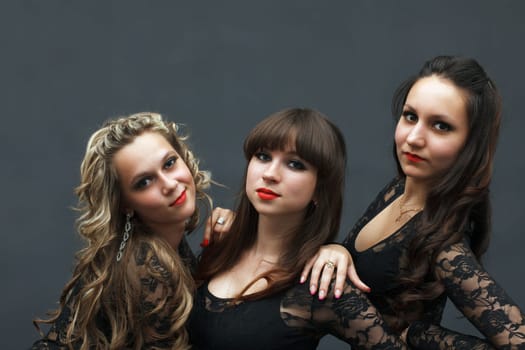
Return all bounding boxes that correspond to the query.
[116,213,133,262]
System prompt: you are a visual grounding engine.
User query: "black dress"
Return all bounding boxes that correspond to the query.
[343,177,525,349]
[189,274,407,349]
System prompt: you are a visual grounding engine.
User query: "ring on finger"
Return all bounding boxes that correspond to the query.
[325,260,335,269]
[216,217,226,225]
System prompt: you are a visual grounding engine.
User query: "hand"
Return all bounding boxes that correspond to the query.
[201,207,234,247]
[300,244,370,300]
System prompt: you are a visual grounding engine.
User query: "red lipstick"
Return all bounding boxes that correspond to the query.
[405,152,424,163]
[171,189,187,206]
[256,188,280,200]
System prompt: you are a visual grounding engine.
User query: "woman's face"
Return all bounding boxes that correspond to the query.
[113,131,196,234]
[395,75,470,183]
[246,146,317,222]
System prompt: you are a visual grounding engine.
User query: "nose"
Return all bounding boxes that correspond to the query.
[262,160,281,183]
[160,173,178,195]
[406,123,425,148]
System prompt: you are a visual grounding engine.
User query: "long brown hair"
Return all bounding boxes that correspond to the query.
[196,108,347,300]
[34,112,211,349]
[391,56,502,327]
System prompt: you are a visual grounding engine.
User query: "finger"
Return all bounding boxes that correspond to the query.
[201,215,214,247]
[333,260,348,299]
[214,216,232,235]
[202,207,225,247]
[308,254,325,295]
[347,264,370,293]
[300,255,317,284]
[318,261,337,300]
[211,207,233,235]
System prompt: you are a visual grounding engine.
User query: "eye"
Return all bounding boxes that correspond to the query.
[433,121,452,132]
[288,159,306,170]
[254,151,271,162]
[402,110,418,123]
[134,177,153,190]
[164,156,178,169]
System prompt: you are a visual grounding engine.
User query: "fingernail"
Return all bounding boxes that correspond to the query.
[200,239,209,248]
[318,290,325,300]
[300,276,306,284]
[335,289,341,299]
[365,287,371,293]
[310,285,316,295]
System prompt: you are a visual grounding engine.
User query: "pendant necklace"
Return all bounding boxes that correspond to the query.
[395,195,423,223]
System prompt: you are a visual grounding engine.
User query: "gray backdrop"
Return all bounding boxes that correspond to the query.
[2,1,524,349]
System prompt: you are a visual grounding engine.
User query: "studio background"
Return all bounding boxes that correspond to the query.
[2,1,524,348]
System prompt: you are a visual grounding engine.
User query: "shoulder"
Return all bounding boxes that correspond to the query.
[368,176,403,208]
[434,238,482,281]
[281,282,316,329]
[435,238,475,261]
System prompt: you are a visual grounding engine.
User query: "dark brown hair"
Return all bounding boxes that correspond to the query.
[196,108,347,300]
[391,56,502,328]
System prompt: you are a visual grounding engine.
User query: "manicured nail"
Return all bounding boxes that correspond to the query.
[335,289,342,299]
[310,285,316,295]
[318,290,326,300]
[300,275,306,284]
[200,239,209,248]
[365,287,371,293]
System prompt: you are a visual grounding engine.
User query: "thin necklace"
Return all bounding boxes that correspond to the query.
[395,195,423,223]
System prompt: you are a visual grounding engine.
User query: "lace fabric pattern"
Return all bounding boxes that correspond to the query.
[30,240,192,350]
[344,177,525,349]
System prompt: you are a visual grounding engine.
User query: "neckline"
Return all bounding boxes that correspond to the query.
[352,178,420,253]
[204,281,234,302]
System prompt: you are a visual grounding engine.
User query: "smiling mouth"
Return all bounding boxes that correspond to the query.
[171,189,187,206]
[256,188,280,200]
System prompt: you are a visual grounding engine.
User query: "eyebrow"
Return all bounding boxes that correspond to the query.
[403,103,454,121]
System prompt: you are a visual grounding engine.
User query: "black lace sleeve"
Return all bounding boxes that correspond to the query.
[408,321,495,349]
[282,279,408,349]
[410,240,525,349]
[178,234,198,272]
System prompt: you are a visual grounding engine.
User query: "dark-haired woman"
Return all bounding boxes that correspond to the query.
[306,56,525,349]
[188,108,408,349]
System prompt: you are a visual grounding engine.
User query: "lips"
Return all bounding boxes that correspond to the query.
[256,188,280,200]
[404,152,424,163]
[171,189,187,206]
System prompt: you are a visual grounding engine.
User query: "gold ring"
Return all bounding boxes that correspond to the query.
[325,260,335,269]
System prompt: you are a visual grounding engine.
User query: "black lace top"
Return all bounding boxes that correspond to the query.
[344,177,525,349]
[30,237,197,350]
[188,276,408,349]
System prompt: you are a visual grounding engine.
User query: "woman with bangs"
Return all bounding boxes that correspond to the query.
[188,108,408,349]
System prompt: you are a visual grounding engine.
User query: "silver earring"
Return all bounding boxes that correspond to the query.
[116,213,132,262]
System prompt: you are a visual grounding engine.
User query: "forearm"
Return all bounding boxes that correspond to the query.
[437,242,525,348]
[408,321,495,350]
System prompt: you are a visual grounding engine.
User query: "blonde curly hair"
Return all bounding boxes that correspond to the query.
[35,112,211,349]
